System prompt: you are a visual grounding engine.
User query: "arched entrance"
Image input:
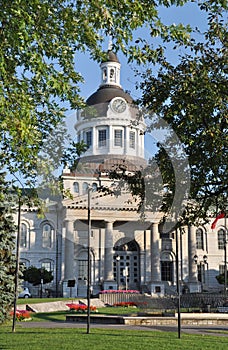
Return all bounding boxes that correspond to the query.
[113,238,140,290]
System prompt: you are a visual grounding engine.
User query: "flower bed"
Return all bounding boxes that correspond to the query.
[99,290,140,294]
[66,303,97,313]
[10,310,32,321]
[113,301,138,307]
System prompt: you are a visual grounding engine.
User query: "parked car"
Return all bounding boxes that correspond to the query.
[18,287,31,299]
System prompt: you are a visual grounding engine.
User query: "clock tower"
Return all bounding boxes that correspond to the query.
[74,50,146,171]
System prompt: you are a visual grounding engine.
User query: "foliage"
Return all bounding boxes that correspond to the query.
[216,272,228,285]
[122,0,227,228]
[0,0,192,186]
[0,171,17,323]
[0,0,195,323]
[23,266,53,286]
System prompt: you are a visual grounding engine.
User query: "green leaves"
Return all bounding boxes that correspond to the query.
[139,1,228,223]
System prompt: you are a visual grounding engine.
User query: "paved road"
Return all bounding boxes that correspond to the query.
[18,321,228,337]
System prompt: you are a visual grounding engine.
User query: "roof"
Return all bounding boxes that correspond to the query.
[103,50,120,63]
[86,85,133,106]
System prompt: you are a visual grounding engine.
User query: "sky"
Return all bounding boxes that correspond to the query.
[65,2,208,159]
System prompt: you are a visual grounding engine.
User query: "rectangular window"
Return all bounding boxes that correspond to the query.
[219,264,225,274]
[129,131,135,149]
[78,260,88,280]
[218,229,225,250]
[196,229,204,249]
[86,130,92,147]
[20,223,28,248]
[114,129,123,147]
[98,129,107,147]
[42,224,52,248]
[161,261,173,282]
[41,262,51,272]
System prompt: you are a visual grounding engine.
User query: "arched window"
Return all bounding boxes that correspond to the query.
[73,182,79,193]
[92,183,97,192]
[110,68,115,82]
[196,228,204,249]
[218,229,225,250]
[42,223,53,248]
[161,252,174,282]
[82,182,88,194]
[20,223,28,248]
[41,260,53,272]
[102,68,107,82]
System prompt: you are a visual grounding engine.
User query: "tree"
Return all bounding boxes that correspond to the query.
[0,172,17,323]
[0,0,193,322]
[23,266,53,286]
[216,272,228,286]
[135,1,228,228]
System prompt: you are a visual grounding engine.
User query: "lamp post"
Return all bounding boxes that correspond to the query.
[116,255,120,290]
[193,254,208,292]
[175,228,181,339]
[224,238,227,294]
[87,187,92,334]
[12,196,22,332]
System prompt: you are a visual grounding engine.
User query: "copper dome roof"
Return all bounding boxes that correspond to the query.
[86,85,133,106]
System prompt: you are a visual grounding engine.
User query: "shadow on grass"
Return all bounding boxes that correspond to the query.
[31,311,67,322]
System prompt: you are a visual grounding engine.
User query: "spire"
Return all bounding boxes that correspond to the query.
[108,37,113,51]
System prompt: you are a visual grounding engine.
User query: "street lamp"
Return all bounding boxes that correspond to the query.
[12,196,22,333]
[115,255,120,290]
[193,255,208,292]
[224,237,227,294]
[87,186,92,334]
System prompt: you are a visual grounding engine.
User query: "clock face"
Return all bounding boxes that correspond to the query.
[111,98,127,113]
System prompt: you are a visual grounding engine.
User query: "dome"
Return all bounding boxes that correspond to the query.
[86,85,133,106]
[103,50,120,63]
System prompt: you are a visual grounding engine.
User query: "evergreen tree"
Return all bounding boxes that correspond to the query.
[0,172,17,323]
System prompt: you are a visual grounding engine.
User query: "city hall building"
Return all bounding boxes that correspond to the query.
[18,51,227,297]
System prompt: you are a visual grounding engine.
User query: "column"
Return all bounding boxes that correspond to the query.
[104,221,114,281]
[188,225,199,292]
[64,220,75,280]
[150,223,161,282]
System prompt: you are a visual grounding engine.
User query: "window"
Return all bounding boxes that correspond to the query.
[82,182,88,194]
[98,129,107,147]
[197,264,205,283]
[114,129,123,147]
[78,260,88,280]
[219,264,225,275]
[110,68,115,82]
[20,223,28,248]
[129,131,135,149]
[218,229,225,250]
[41,261,52,272]
[161,261,173,282]
[92,182,97,192]
[85,130,92,147]
[196,228,204,249]
[102,68,107,82]
[73,182,79,193]
[42,223,53,248]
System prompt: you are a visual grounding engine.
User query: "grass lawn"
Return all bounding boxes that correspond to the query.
[3,299,226,349]
[1,323,228,350]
